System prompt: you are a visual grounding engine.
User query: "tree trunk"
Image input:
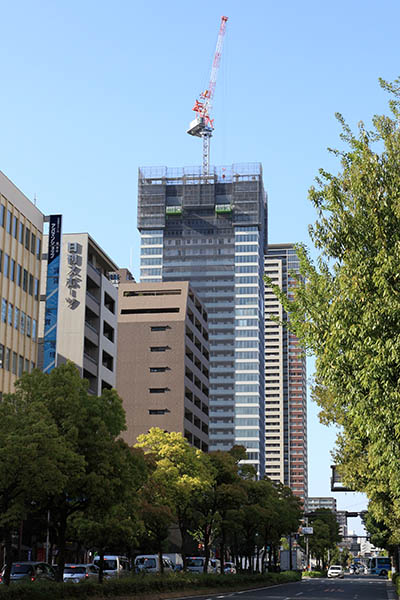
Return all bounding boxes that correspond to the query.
[158,545,164,574]
[3,528,13,586]
[55,512,68,582]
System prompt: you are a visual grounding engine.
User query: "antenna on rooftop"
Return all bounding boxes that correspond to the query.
[187,16,228,176]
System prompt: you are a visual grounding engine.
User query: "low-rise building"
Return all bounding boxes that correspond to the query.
[38,232,118,394]
[0,171,44,395]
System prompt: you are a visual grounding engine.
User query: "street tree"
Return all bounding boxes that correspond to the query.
[0,386,72,585]
[12,362,128,581]
[264,77,400,540]
[135,428,213,568]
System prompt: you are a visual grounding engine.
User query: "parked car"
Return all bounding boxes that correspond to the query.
[0,562,56,584]
[134,555,174,574]
[186,557,214,574]
[63,563,99,583]
[93,555,130,578]
[327,565,344,578]
[224,561,237,574]
[210,558,221,573]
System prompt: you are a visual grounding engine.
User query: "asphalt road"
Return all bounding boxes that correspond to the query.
[171,574,396,600]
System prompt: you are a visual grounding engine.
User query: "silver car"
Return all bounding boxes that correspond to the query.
[63,563,99,583]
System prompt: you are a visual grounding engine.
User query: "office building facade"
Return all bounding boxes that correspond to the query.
[137,164,267,475]
[264,244,308,500]
[116,280,210,449]
[0,172,44,395]
[38,233,118,394]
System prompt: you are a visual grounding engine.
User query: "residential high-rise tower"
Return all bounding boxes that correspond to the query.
[264,244,308,501]
[137,163,267,475]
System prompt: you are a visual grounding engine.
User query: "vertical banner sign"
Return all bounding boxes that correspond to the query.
[43,215,62,373]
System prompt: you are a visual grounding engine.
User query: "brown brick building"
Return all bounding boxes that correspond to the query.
[116,281,210,450]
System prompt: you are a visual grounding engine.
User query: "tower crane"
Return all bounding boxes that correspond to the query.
[187,15,228,176]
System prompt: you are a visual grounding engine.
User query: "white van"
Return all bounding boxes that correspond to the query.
[93,555,130,578]
[186,557,214,574]
[134,554,175,574]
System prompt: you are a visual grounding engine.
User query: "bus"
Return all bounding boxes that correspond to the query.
[368,556,391,576]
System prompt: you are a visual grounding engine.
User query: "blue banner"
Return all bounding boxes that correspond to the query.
[43,215,62,373]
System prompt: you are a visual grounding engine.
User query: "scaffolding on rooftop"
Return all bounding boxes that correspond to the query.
[138,163,262,185]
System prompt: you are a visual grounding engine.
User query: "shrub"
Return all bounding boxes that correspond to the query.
[0,571,302,599]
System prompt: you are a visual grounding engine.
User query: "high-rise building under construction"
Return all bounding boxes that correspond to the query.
[137,163,267,476]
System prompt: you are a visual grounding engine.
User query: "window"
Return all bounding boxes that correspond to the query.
[5,348,11,371]
[103,321,114,342]
[149,409,170,415]
[1,299,7,322]
[32,319,37,341]
[104,292,115,313]
[26,316,31,337]
[31,232,36,254]
[17,264,22,286]
[20,312,25,334]
[28,274,34,296]
[8,303,13,325]
[150,366,169,372]
[121,307,179,315]
[34,278,39,300]
[6,210,12,233]
[12,352,17,374]
[150,346,170,352]
[19,222,24,243]
[102,350,113,371]
[36,237,41,258]
[14,308,19,330]
[3,254,9,278]
[23,269,28,292]
[25,227,30,250]
[149,387,170,393]
[0,205,4,227]
[10,259,15,282]
[18,355,24,376]
[0,344,3,368]
[151,325,170,331]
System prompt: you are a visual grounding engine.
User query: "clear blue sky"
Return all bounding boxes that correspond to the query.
[2,0,398,533]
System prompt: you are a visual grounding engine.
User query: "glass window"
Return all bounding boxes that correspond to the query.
[0,205,4,227]
[10,259,15,282]
[12,216,18,238]
[5,348,11,371]
[34,278,39,300]
[6,210,12,233]
[12,352,17,374]
[25,358,29,372]
[26,316,31,337]
[17,264,22,286]
[14,307,19,330]
[18,355,23,376]
[32,319,37,341]
[19,222,24,243]
[31,232,36,254]
[36,237,41,259]
[23,269,28,292]
[0,344,3,368]
[25,227,30,250]
[3,254,9,278]
[8,303,13,325]
[20,312,25,334]
[1,298,7,322]
[29,274,34,296]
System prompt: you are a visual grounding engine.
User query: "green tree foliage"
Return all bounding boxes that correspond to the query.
[265,78,400,543]
[9,362,129,580]
[308,509,340,570]
[135,428,213,568]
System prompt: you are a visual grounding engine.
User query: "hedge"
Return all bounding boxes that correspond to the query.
[0,571,302,599]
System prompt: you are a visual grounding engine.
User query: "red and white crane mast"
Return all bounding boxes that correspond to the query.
[187,15,228,175]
